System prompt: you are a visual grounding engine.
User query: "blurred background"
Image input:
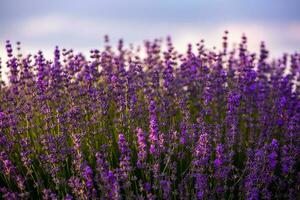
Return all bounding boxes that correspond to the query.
[0,0,299,61]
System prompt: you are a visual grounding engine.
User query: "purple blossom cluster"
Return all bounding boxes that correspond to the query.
[0,33,299,199]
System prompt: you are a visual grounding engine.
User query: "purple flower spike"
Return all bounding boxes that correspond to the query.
[136,128,147,168]
[149,100,159,156]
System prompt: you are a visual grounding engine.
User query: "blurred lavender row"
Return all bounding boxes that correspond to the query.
[0,33,299,199]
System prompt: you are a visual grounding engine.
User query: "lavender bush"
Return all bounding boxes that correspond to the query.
[0,33,299,199]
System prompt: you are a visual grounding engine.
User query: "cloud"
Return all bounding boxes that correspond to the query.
[1,14,300,63]
[172,22,300,57]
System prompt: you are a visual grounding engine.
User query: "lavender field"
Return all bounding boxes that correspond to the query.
[0,33,299,199]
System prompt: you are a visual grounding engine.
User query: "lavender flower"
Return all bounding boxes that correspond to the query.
[0,34,298,199]
[149,100,159,156]
[193,133,210,199]
[118,133,132,189]
[136,128,147,168]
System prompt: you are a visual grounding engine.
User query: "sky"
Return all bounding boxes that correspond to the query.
[0,0,300,63]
